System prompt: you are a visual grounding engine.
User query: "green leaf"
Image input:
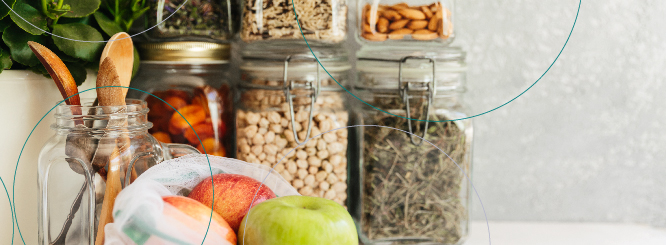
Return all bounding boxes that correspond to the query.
[64,61,87,86]
[132,46,139,77]
[52,23,104,62]
[2,24,46,66]
[93,11,122,36]
[0,49,12,70]
[62,0,101,18]
[0,0,15,20]
[9,1,47,35]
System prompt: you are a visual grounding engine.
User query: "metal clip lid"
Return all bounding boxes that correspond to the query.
[283,56,320,145]
[399,56,436,146]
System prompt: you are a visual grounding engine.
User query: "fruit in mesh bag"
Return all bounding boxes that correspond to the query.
[188,174,276,233]
[162,196,236,244]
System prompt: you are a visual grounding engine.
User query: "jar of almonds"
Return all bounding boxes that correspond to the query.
[128,42,234,157]
[236,46,352,206]
[357,0,455,45]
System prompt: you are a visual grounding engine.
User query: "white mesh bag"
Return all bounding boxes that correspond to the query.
[104,154,300,245]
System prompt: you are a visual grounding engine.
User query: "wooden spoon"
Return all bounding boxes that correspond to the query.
[93,57,125,245]
[27,41,80,106]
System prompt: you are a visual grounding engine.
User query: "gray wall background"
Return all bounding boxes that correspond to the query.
[345,0,665,225]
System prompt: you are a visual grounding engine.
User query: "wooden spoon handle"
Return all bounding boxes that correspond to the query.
[27,41,81,106]
[95,144,122,245]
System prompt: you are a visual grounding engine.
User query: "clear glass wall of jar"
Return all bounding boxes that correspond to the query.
[240,0,348,44]
[38,99,199,245]
[128,42,234,157]
[145,0,240,42]
[236,46,352,205]
[350,48,472,244]
[357,0,455,45]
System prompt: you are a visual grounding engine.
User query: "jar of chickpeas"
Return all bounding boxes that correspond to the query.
[236,46,352,206]
[128,42,234,157]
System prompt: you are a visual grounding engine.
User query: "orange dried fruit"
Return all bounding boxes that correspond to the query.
[169,104,206,132]
[184,123,215,145]
[152,132,172,143]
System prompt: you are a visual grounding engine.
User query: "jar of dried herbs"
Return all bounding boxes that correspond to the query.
[349,47,472,244]
[145,0,239,42]
[236,46,352,205]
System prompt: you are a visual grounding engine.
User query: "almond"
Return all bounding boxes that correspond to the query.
[377,17,389,33]
[407,20,428,30]
[362,32,388,42]
[388,28,413,40]
[366,10,378,25]
[439,21,453,39]
[421,6,434,19]
[363,23,373,33]
[390,3,409,10]
[382,10,402,21]
[389,19,410,30]
[398,9,426,20]
[412,29,438,41]
[428,16,439,31]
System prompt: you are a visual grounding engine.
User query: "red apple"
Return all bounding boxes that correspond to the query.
[162,196,236,244]
[188,174,276,232]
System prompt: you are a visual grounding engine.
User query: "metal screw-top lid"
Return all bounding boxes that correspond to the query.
[137,42,231,63]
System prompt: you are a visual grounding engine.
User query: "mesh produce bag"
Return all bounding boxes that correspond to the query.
[104,154,299,245]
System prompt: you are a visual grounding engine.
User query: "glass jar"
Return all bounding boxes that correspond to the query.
[236,46,352,205]
[357,0,454,45]
[145,0,240,42]
[350,48,472,244]
[38,99,199,245]
[128,42,234,157]
[240,0,348,44]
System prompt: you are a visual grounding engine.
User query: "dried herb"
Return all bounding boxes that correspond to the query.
[147,0,238,40]
[361,96,470,244]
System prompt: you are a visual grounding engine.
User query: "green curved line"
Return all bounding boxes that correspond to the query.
[9,86,216,245]
[1,176,15,244]
[292,0,581,123]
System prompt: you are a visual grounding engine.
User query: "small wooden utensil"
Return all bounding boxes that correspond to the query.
[93,57,126,245]
[27,41,81,106]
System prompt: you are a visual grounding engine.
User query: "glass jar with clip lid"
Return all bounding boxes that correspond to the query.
[236,45,352,206]
[350,47,473,244]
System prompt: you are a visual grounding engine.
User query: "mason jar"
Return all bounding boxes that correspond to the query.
[128,42,234,157]
[240,0,348,44]
[350,48,472,244]
[357,0,454,45]
[236,46,352,205]
[145,0,240,42]
[38,99,199,245]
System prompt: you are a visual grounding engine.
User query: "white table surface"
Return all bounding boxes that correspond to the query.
[464,221,666,245]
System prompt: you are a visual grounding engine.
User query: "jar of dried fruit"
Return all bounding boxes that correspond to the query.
[357,0,455,45]
[127,42,233,157]
[236,46,352,206]
[145,0,240,42]
[349,47,472,244]
[240,0,348,44]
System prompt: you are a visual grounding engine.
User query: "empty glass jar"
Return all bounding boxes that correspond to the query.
[38,99,199,245]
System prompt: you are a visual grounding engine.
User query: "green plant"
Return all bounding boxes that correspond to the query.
[0,0,147,85]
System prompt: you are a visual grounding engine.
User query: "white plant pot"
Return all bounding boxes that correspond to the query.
[0,70,97,244]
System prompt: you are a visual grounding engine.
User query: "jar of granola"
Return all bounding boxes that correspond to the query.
[128,42,234,157]
[357,0,455,45]
[145,0,240,42]
[240,0,348,44]
[236,46,352,205]
[350,47,472,244]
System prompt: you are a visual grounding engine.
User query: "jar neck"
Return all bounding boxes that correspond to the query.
[52,99,153,135]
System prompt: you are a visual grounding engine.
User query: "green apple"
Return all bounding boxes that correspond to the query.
[238,195,358,245]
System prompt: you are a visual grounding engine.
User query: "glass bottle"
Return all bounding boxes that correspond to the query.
[236,46,352,205]
[357,0,455,46]
[38,99,199,245]
[128,42,234,157]
[350,47,472,244]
